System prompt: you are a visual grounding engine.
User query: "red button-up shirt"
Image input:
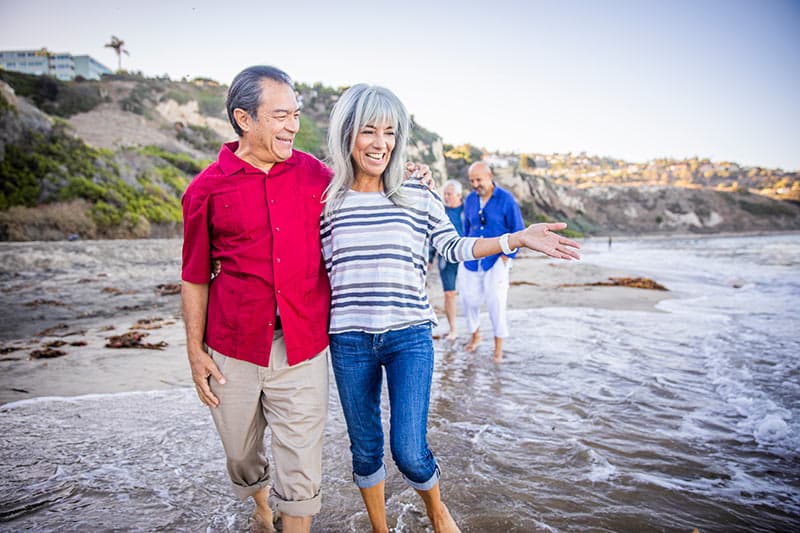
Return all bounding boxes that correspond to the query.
[181,142,332,367]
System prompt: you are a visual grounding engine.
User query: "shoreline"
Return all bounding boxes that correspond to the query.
[0,249,673,406]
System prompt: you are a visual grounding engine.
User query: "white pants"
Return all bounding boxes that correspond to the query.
[457,259,511,338]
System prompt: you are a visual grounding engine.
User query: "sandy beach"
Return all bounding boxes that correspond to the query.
[0,244,670,405]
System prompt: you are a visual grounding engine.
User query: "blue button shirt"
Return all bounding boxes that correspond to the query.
[463,184,525,272]
[445,204,464,236]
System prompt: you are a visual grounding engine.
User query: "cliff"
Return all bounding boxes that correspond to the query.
[496,169,800,234]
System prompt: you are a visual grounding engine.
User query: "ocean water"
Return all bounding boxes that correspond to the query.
[1,234,799,532]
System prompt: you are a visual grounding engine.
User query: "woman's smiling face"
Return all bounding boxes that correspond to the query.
[351,120,396,183]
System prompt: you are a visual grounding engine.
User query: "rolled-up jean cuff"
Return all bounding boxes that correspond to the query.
[269,489,322,517]
[353,464,387,489]
[402,463,441,491]
[231,478,270,500]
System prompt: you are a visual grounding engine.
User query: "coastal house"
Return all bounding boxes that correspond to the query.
[0,48,111,80]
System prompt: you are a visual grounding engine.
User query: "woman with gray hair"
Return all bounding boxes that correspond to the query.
[321,84,580,532]
[437,179,465,341]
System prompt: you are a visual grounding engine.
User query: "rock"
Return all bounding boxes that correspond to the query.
[36,324,86,337]
[559,277,668,291]
[44,340,67,348]
[130,317,165,330]
[155,283,181,296]
[30,347,67,359]
[105,331,167,350]
[24,299,67,307]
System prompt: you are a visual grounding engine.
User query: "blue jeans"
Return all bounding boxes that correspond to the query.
[330,322,440,491]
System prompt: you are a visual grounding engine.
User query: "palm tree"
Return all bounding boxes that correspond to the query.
[104,35,130,72]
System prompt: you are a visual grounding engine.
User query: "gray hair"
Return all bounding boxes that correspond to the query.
[443,179,463,196]
[323,84,410,218]
[226,65,294,137]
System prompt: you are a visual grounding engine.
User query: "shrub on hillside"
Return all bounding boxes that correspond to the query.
[0,71,105,117]
[0,199,97,240]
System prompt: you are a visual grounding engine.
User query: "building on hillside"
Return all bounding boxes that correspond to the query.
[482,154,517,169]
[73,55,112,80]
[0,49,111,80]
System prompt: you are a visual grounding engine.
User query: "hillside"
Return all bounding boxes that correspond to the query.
[445,147,800,234]
[1,71,799,240]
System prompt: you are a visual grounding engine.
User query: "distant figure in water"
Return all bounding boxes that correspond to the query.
[458,161,524,362]
[608,235,612,249]
[321,83,580,533]
[436,179,465,341]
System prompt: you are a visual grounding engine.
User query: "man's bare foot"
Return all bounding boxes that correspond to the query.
[465,331,480,352]
[446,331,458,342]
[492,337,503,363]
[251,488,275,532]
[429,503,461,533]
[251,509,276,533]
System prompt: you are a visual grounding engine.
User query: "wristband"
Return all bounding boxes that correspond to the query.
[499,233,518,255]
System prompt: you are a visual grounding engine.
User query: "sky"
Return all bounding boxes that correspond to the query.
[1,0,799,170]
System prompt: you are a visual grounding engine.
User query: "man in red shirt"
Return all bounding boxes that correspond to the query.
[181,66,331,533]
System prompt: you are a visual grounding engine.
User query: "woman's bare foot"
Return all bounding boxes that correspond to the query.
[429,503,461,533]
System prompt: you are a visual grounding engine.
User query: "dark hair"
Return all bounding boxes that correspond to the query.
[226,65,294,136]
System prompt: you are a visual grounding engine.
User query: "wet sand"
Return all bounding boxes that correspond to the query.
[0,247,670,405]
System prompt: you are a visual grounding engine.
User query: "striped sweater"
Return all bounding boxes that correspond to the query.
[321,181,478,334]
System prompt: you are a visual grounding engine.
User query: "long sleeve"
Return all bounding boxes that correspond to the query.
[429,192,477,263]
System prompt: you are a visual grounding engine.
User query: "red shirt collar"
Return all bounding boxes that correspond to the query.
[217,141,299,176]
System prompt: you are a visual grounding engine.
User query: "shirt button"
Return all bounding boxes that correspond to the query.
[267,321,273,327]
[276,289,281,294]
[276,257,281,263]
[270,199,275,204]
[275,227,280,232]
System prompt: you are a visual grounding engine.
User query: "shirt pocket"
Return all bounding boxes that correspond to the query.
[210,192,245,237]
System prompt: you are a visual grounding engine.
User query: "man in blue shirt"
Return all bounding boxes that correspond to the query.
[458,161,525,362]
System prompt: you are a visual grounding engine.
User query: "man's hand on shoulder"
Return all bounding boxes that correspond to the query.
[405,162,434,189]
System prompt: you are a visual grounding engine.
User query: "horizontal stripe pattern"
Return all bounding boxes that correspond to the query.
[321,182,477,334]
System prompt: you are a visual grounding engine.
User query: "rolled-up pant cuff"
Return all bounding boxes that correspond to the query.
[402,463,441,491]
[269,488,322,517]
[353,464,386,489]
[231,477,270,500]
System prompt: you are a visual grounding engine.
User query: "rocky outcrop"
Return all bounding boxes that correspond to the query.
[407,135,447,183]
[0,81,53,153]
[155,99,233,141]
[493,170,800,234]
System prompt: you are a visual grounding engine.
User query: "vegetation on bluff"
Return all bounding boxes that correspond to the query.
[0,118,200,239]
[0,70,106,117]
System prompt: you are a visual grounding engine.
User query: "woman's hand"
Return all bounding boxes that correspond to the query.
[511,223,581,260]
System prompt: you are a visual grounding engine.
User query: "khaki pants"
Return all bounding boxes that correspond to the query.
[207,331,329,517]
